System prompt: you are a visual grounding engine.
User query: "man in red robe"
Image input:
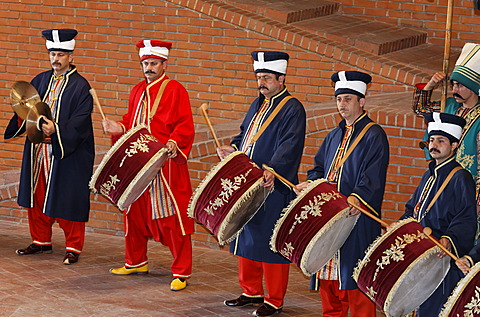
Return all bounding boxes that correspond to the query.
[103,40,195,291]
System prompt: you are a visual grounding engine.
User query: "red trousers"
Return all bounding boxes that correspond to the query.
[124,193,192,279]
[320,280,376,317]
[238,256,290,308]
[28,172,85,254]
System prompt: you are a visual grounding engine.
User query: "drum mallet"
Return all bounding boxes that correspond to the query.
[423,227,458,261]
[346,196,389,228]
[262,164,298,191]
[199,103,221,148]
[89,88,106,121]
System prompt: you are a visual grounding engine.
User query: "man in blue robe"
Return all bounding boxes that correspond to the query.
[217,51,306,317]
[413,43,480,242]
[402,112,477,316]
[4,29,94,265]
[297,70,389,316]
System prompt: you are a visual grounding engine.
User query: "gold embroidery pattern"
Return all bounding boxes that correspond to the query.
[366,286,377,299]
[279,241,295,258]
[120,133,158,167]
[456,142,475,171]
[100,175,121,197]
[204,169,253,216]
[372,230,427,282]
[465,105,480,125]
[461,286,480,316]
[288,191,343,234]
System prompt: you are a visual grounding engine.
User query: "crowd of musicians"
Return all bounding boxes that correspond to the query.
[4,28,480,317]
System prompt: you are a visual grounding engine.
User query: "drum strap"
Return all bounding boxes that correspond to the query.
[149,79,171,120]
[248,96,293,146]
[425,166,462,212]
[336,122,376,169]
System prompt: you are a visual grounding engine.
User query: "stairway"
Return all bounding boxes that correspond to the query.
[223,0,429,56]
[213,0,460,79]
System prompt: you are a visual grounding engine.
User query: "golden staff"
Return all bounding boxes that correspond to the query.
[440,0,454,112]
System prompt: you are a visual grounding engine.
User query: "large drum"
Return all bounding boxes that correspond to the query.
[90,124,168,211]
[353,218,450,317]
[188,151,271,245]
[440,262,480,317]
[270,179,359,276]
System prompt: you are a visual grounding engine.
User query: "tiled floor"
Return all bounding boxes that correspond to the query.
[0,220,388,316]
[0,220,318,316]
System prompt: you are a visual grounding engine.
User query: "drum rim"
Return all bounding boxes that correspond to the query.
[116,147,168,210]
[439,261,480,316]
[217,177,270,245]
[299,206,355,276]
[384,245,449,316]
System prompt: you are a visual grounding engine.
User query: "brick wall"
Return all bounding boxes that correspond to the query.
[0,0,436,248]
[335,0,479,48]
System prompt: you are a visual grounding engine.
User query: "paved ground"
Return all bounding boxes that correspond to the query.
[0,220,319,316]
[0,220,388,316]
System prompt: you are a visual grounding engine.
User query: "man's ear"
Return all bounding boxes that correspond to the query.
[359,97,366,109]
[452,141,459,151]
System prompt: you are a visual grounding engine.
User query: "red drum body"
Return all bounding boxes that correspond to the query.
[188,151,270,245]
[440,262,480,317]
[90,125,168,211]
[353,218,450,317]
[270,179,358,276]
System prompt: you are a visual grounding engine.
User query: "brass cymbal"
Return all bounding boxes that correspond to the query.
[26,102,53,144]
[10,81,41,120]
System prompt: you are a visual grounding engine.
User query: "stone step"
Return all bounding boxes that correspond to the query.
[292,14,427,55]
[220,0,339,24]
[384,43,461,75]
[218,0,427,55]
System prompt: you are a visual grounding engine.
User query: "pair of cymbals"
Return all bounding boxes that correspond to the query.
[26,102,53,144]
[10,81,41,120]
[10,81,52,144]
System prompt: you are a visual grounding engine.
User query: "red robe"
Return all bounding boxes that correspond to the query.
[117,73,195,235]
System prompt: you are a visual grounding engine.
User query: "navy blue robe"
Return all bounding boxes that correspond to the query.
[466,243,480,265]
[4,66,94,222]
[308,112,389,290]
[403,156,476,316]
[229,88,306,263]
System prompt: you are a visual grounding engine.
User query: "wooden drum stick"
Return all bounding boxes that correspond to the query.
[346,196,389,228]
[423,227,458,261]
[199,103,221,147]
[89,88,106,120]
[262,164,297,191]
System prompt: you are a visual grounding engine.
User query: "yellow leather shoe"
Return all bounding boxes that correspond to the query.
[170,278,187,291]
[110,264,149,275]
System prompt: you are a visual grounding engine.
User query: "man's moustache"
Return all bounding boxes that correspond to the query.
[258,86,268,90]
[429,148,440,153]
[453,93,465,100]
[145,71,156,74]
